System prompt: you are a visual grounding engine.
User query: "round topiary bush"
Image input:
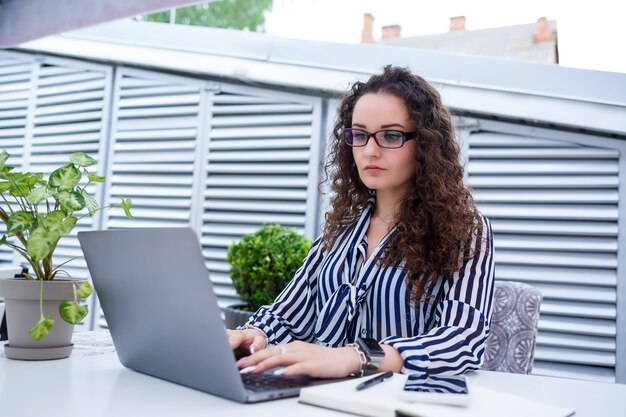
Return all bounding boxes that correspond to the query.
[226,224,311,312]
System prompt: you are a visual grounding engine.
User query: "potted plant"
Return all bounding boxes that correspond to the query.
[0,150,132,360]
[224,224,311,329]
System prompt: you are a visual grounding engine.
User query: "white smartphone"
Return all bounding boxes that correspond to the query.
[399,374,470,406]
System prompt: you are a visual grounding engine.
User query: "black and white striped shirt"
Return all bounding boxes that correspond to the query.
[247,202,495,376]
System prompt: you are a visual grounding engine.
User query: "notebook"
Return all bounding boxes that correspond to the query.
[78,227,336,403]
[299,373,575,417]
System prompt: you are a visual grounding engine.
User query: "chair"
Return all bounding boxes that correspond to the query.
[482,281,543,374]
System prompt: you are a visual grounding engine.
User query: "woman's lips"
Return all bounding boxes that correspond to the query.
[364,165,385,172]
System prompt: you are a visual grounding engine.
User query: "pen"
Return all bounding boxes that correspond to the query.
[356,371,394,391]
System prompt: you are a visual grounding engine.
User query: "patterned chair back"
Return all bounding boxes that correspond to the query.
[482,281,543,374]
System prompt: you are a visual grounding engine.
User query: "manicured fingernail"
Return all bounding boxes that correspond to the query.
[273,367,286,376]
[250,346,256,354]
[239,366,256,374]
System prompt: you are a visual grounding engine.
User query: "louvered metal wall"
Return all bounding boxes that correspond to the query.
[95,68,206,328]
[97,68,324,320]
[101,68,205,230]
[0,52,112,329]
[0,52,34,264]
[467,120,624,383]
[1,49,624,383]
[200,84,322,308]
[31,58,112,287]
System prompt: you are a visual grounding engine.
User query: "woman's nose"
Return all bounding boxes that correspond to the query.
[362,135,381,156]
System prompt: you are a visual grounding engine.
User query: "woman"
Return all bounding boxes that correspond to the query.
[228,65,495,379]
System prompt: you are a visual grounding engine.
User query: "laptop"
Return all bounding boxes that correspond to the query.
[78,227,335,403]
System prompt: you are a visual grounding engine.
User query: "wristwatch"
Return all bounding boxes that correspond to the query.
[356,337,385,373]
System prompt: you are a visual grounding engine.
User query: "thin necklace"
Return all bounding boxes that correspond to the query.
[374,214,394,224]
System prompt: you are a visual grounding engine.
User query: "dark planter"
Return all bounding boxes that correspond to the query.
[223,304,255,329]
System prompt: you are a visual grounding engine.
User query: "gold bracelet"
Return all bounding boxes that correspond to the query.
[346,343,367,377]
[236,325,269,349]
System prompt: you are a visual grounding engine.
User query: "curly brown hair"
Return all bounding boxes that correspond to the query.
[322,65,482,303]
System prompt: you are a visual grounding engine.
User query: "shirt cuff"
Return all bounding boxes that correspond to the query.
[381,335,430,376]
[245,311,279,345]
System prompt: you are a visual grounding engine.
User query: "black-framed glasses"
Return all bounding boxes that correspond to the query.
[342,128,418,149]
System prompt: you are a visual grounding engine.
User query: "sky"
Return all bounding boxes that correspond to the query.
[263,0,626,74]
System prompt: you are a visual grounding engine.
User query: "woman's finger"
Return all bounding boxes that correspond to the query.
[249,335,269,354]
[239,344,293,371]
[226,329,244,350]
[279,362,310,377]
[252,351,295,374]
[239,344,282,365]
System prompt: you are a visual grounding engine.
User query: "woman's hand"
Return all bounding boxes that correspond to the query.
[226,328,267,358]
[236,340,361,378]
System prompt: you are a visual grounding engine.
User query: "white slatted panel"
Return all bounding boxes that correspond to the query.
[98,69,204,328]
[0,52,113,332]
[0,53,33,264]
[29,61,112,290]
[468,130,619,382]
[102,69,203,230]
[201,89,317,308]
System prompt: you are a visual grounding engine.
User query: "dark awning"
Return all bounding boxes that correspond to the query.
[0,0,207,47]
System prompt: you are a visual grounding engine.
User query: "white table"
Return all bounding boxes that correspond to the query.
[1,332,625,417]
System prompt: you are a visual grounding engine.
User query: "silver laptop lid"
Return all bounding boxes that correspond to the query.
[78,227,248,402]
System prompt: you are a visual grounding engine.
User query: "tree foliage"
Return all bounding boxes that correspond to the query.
[143,0,273,32]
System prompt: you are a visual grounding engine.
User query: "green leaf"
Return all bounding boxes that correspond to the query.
[9,182,30,198]
[0,181,12,193]
[7,211,35,236]
[37,210,76,238]
[76,282,93,299]
[82,190,98,215]
[43,210,66,227]
[0,151,8,170]
[26,186,52,205]
[120,197,134,219]
[0,165,14,180]
[59,300,88,324]
[49,164,81,190]
[69,152,96,167]
[87,174,105,183]
[59,216,77,235]
[26,227,60,261]
[4,172,26,182]
[29,315,55,341]
[55,190,85,212]
[26,172,44,189]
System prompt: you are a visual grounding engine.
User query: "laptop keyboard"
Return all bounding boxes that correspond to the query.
[242,372,312,392]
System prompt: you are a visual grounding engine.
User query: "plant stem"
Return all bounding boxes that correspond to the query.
[2,188,25,212]
[43,254,52,279]
[76,204,114,222]
[6,180,29,212]
[39,279,44,319]
[54,269,79,302]
[0,240,45,280]
[42,238,60,280]
[0,196,14,216]
[51,256,83,273]
[14,231,29,248]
